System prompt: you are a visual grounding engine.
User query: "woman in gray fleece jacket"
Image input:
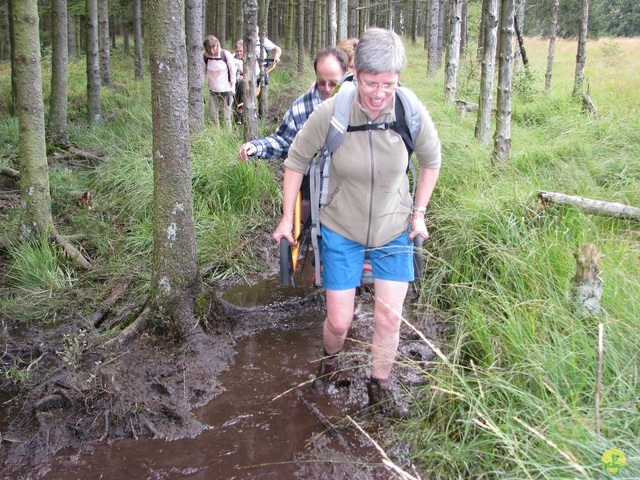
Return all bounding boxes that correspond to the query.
[273,28,441,417]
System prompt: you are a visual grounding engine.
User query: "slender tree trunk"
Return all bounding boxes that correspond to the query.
[67,12,77,57]
[186,0,205,132]
[338,0,347,41]
[444,0,462,104]
[491,0,515,166]
[216,0,226,46]
[573,0,589,97]
[98,0,112,87]
[134,0,143,81]
[86,0,101,123]
[8,0,16,114]
[545,0,560,92]
[328,0,337,46]
[475,0,498,145]
[49,0,68,145]
[148,0,201,333]
[460,0,468,54]
[13,0,54,239]
[257,0,270,119]
[0,2,8,61]
[477,0,486,61]
[298,0,305,74]
[243,0,259,141]
[123,23,129,54]
[514,12,529,68]
[427,0,440,76]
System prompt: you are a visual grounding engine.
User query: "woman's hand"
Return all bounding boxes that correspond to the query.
[272,217,295,245]
[409,211,429,241]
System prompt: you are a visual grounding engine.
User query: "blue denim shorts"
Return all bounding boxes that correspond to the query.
[321,225,415,290]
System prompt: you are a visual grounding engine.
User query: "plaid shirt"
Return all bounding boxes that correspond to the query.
[251,87,324,159]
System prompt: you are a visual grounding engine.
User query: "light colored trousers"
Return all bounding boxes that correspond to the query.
[209,90,233,129]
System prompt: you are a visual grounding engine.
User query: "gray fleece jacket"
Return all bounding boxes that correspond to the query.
[284,91,441,247]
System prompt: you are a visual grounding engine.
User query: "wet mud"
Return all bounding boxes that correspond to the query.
[1,264,439,479]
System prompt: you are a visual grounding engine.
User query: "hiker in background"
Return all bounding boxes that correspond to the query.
[238,47,347,221]
[337,37,358,73]
[307,37,359,93]
[272,28,442,417]
[203,35,236,129]
[238,47,347,162]
[233,39,246,114]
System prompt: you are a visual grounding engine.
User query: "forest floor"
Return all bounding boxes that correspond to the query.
[0,170,443,478]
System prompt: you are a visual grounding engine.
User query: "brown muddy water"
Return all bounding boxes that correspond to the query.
[18,274,420,479]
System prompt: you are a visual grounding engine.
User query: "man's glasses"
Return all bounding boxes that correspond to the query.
[360,80,397,93]
[317,80,338,89]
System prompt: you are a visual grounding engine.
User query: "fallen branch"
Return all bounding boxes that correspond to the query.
[296,390,349,449]
[581,90,598,117]
[53,232,92,270]
[86,278,130,327]
[538,191,640,220]
[0,164,20,180]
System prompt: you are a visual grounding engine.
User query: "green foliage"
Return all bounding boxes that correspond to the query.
[6,236,76,294]
[397,38,640,478]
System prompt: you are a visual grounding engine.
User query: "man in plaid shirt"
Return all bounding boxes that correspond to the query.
[238,47,348,161]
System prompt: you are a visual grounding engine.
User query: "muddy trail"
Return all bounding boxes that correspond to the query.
[0,252,440,479]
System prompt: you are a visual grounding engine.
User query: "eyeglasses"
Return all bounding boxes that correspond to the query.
[360,80,397,93]
[316,80,338,89]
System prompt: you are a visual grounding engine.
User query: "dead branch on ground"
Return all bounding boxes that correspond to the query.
[0,165,20,180]
[52,232,92,270]
[538,191,640,220]
[86,278,130,327]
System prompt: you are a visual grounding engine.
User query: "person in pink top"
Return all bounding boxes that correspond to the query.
[203,35,236,129]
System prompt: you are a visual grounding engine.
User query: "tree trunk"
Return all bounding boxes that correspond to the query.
[133,0,143,81]
[216,0,226,46]
[7,0,16,114]
[86,0,101,123]
[513,11,529,68]
[49,0,68,145]
[491,0,515,166]
[67,12,77,57]
[257,0,270,120]
[147,0,201,335]
[338,0,347,41]
[444,0,462,104]
[573,0,589,97]
[426,0,440,76]
[545,0,560,92]
[12,0,54,239]
[243,0,259,141]
[298,0,305,74]
[475,0,498,145]
[0,2,8,61]
[98,0,112,87]
[328,0,337,46]
[460,0,468,54]
[186,0,205,133]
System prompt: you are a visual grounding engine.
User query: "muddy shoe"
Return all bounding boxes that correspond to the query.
[366,378,408,418]
[312,355,340,394]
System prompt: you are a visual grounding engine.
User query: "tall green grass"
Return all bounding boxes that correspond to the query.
[397,37,639,478]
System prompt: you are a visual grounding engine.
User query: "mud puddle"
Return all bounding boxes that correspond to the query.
[26,276,413,479]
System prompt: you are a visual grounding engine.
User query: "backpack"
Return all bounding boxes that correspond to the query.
[308,81,423,287]
[204,49,233,83]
